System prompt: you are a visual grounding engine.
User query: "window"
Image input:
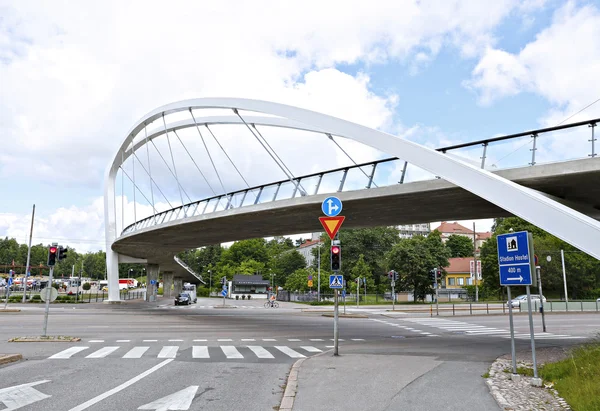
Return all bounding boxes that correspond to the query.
[458,278,464,286]
[467,277,473,285]
[448,278,455,286]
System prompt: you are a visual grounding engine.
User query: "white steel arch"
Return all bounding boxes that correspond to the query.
[104,98,600,301]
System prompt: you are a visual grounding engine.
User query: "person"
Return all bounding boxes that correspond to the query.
[269,293,276,307]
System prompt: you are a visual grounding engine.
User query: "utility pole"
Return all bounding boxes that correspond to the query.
[317,242,321,302]
[22,204,35,303]
[473,222,479,302]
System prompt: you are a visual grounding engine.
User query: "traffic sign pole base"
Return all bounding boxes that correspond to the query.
[530,377,542,387]
[510,374,521,382]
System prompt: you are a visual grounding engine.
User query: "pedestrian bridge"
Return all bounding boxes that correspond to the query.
[104,98,600,301]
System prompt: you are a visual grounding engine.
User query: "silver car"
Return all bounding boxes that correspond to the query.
[507,294,546,308]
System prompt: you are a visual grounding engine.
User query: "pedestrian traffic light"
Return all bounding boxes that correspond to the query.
[48,246,58,266]
[57,246,68,261]
[330,245,341,271]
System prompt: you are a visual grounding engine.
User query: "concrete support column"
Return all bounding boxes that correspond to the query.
[146,264,159,302]
[106,249,120,302]
[162,272,174,299]
[173,276,183,297]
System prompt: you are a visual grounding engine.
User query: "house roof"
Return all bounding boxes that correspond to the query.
[232,274,269,285]
[297,239,322,249]
[434,221,474,235]
[444,257,473,273]
[477,231,492,240]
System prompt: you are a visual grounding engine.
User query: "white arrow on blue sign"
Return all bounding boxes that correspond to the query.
[221,289,227,297]
[497,231,532,286]
[321,196,343,217]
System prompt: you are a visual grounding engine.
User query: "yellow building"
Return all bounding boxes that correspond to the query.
[443,257,482,289]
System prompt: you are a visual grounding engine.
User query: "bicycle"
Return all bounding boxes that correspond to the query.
[264,300,279,308]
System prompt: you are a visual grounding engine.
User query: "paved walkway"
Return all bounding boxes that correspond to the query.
[292,353,500,411]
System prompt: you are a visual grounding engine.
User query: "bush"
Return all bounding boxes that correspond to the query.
[82,282,91,291]
[52,283,60,290]
[197,287,209,297]
[31,294,41,301]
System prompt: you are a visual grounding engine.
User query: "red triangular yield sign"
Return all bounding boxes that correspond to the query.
[319,216,345,240]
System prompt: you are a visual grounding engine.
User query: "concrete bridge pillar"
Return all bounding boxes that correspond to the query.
[162,272,174,299]
[146,264,159,302]
[173,276,183,297]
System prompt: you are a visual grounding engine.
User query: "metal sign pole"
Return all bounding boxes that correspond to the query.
[526,285,541,386]
[434,269,439,316]
[356,278,359,309]
[22,204,35,303]
[506,286,518,379]
[42,266,54,337]
[333,288,339,356]
[391,280,395,311]
[536,266,546,332]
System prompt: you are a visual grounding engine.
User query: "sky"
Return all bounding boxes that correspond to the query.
[1,0,600,253]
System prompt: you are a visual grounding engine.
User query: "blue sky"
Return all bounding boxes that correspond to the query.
[1,0,599,251]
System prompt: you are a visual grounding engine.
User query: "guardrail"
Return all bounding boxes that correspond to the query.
[122,117,600,235]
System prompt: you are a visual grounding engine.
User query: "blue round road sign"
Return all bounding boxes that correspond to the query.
[321,196,343,217]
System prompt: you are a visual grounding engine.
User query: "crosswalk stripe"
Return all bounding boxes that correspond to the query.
[157,346,179,358]
[247,346,274,358]
[89,340,104,343]
[310,339,323,341]
[241,339,255,341]
[49,346,89,359]
[275,346,306,358]
[288,339,301,341]
[221,346,244,359]
[123,346,149,358]
[300,346,322,353]
[116,340,131,343]
[262,338,276,341]
[86,346,119,358]
[193,339,207,342]
[192,346,210,358]
[218,339,233,342]
[351,339,365,341]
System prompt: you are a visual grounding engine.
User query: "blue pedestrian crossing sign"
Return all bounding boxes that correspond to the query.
[497,231,533,286]
[322,196,343,217]
[221,289,227,297]
[329,274,343,289]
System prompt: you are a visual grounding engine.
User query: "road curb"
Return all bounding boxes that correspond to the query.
[9,336,81,342]
[0,309,21,312]
[0,353,22,365]
[321,313,368,318]
[279,349,332,410]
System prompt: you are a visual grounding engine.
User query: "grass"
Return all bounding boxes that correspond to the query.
[539,342,600,411]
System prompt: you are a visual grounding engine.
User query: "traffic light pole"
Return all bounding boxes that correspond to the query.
[434,269,439,316]
[333,288,339,356]
[42,266,54,337]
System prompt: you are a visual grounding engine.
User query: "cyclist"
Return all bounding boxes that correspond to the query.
[269,293,276,307]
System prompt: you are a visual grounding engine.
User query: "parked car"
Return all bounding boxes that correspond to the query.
[174,292,192,306]
[507,294,546,308]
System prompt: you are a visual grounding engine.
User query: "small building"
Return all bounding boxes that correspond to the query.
[297,239,322,267]
[443,257,483,289]
[231,275,270,300]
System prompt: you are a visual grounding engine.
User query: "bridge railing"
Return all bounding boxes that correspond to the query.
[122,117,599,235]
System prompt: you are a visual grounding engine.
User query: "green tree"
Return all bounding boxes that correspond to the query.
[271,250,306,286]
[445,234,473,258]
[82,282,91,291]
[350,254,375,293]
[284,268,311,292]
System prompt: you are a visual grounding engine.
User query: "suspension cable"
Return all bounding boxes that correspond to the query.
[130,150,173,209]
[149,139,192,203]
[326,133,378,188]
[162,113,186,210]
[144,124,157,221]
[172,129,218,196]
[190,108,227,195]
[233,108,306,196]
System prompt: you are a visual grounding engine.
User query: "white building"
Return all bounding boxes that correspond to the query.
[397,223,431,239]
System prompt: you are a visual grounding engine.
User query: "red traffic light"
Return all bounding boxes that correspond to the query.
[49,247,57,253]
[331,246,340,254]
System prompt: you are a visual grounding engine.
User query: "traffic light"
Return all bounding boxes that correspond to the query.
[394,271,399,281]
[220,276,226,286]
[330,245,341,271]
[48,246,58,266]
[57,246,68,261]
[429,269,435,282]
[436,269,443,281]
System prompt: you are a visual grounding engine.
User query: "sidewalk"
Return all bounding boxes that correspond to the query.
[290,353,500,411]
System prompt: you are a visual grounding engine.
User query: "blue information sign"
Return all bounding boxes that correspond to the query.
[497,231,532,286]
[321,196,343,217]
[329,275,343,289]
[221,289,227,297]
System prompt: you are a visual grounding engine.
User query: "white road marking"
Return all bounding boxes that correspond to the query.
[241,339,255,341]
[247,346,274,359]
[68,359,173,411]
[138,385,199,410]
[217,339,233,342]
[288,339,301,341]
[123,347,149,359]
[192,346,210,358]
[300,346,322,353]
[49,346,89,359]
[116,340,131,343]
[143,340,158,342]
[86,347,120,358]
[157,346,179,358]
[0,379,51,409]
[221,346,243,359]
[88,340,104,343]
[262,338,276,341]
[168,339,183,342]
[351,339,365,341]
[274,346,306,358]
[310,339,323,341]
[193,339,207,342]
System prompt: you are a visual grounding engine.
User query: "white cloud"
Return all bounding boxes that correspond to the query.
[0,0,549,250]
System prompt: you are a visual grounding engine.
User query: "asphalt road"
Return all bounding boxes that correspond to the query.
[1,297,598,410]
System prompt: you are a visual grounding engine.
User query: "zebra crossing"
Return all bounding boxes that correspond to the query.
[370,318,439,337]
[48,344,324,361]
[402,318,586,340]
[161,304,265,310]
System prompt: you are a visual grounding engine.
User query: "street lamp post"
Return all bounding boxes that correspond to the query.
[208,270,212,298]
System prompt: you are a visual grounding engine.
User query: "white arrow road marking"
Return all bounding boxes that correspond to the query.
[0,380,51,410]
[138,386,199,411]
[68,359,173,411]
